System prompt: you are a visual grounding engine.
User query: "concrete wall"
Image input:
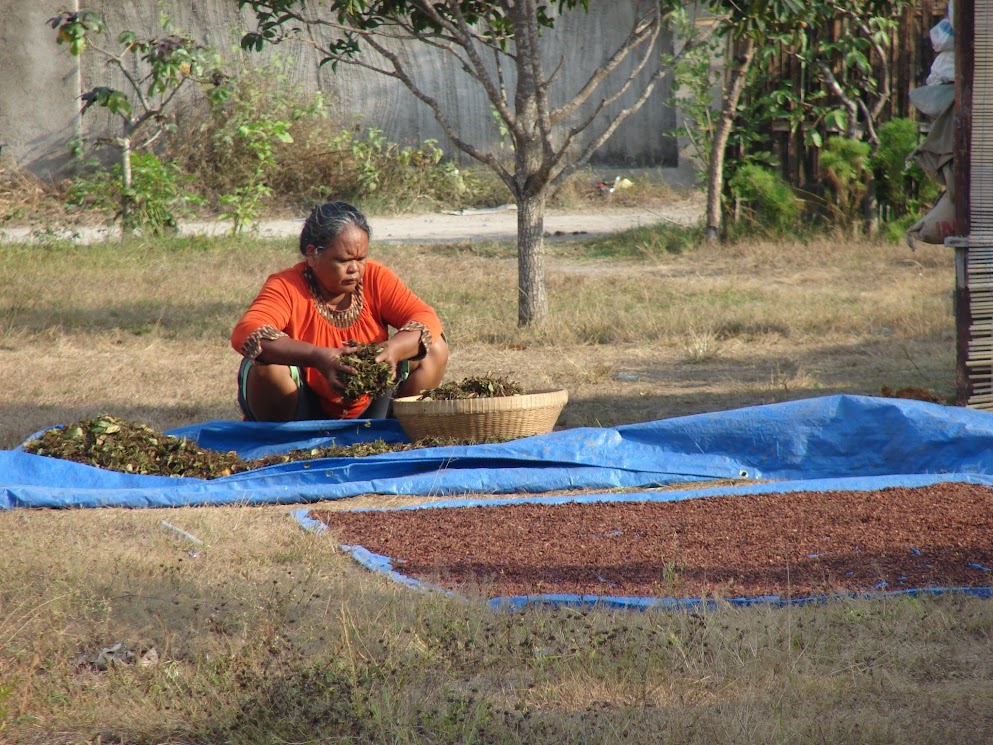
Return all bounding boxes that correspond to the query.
[1,1,678,178]
[0,3,82,177]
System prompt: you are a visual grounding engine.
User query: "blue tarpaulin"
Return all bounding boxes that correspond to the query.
[6,393,993,608]
[4,394,993,511]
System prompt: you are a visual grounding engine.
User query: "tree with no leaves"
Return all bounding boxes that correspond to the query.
[240,0,692,327]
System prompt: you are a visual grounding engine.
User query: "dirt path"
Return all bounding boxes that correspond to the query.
[0,199,703,245]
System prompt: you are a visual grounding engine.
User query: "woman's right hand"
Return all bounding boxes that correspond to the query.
[312,344,359,394]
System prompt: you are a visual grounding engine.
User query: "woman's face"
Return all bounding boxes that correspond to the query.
[306,224,369,297]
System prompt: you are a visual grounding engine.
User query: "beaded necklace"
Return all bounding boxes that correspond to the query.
[303,266,364,329]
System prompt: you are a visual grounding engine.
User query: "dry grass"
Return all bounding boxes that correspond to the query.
[2,505,991,743]
[1,221,985,743]
[0,230,956,443]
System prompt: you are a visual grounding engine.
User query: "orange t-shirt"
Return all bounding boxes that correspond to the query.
[231,260,443,419]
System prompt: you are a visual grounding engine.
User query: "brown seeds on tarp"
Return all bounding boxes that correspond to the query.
[880,385,946,404]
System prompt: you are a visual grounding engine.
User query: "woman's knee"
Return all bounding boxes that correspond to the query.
[429,335,449,373]
[246,363,300,421]
[418,336,448,385]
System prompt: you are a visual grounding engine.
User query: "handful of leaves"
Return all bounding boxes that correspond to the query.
[417,375,524,401]
[339,340,396,402]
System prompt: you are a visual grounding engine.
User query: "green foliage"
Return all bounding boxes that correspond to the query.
[726,0,913,234]
[196,60,317,228]
[668,7,722,186]
[67,153,203,235]
[173,60,482,214]
[338,128,456,199]
[728,164,802,233]
[48,8,104,54]
[274,124,473,212]
[0,678,11,733]
[49,10,228,233]
[217,118,293,234]
[872,118,918,210]
[709,0,806,37]
[820,136,871,224]
[872,118,940,231]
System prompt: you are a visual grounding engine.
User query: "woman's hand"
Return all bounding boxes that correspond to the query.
[375,330,421,375]
[312,344,359,394]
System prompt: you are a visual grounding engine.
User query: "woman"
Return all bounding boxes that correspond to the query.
[231,201,448,421]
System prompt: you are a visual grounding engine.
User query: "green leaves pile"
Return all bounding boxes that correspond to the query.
[22,415,494,479]
[24,415,245,479]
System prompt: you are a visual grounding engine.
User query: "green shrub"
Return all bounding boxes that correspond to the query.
[728,164,802,233]
[171,64,507,215]
[67,153,203,235]
[873,118,918,211]
[872,118,941,238]
[820,136,871,222]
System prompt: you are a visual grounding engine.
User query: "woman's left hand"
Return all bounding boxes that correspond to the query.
[375,329,422,374]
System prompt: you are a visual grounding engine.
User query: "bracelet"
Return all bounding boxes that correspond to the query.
[240,325,288,362]
[399,321,432,361]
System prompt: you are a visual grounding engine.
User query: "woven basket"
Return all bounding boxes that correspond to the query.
[392,389,568,442]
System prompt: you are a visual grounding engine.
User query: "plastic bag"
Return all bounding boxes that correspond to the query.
[910,82,954,117]
[906,191,956,247]
[927,51,955,86]
[906,161,956,248]
[931,17,954,52]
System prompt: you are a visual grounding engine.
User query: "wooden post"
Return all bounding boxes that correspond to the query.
[953,0,973,405]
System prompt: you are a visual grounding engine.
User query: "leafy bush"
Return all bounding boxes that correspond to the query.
[171,62,318,218]
[170,63,508,215]
[728,164,802,233]
[820,137,871,225]
[872,118,941,235]
[873,118,918,210]
[265,124,485,213]
[67,153,202,235]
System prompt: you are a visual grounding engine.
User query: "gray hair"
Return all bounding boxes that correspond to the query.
[299,201,371,255]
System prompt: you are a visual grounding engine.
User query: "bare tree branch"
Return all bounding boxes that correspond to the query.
[550,1,662,124]
[517,0,555,167]
[551,33,698,182]
[355,32,513,185]
[433,0,520,139]
[552,62,674,185]
[815,60,859,138]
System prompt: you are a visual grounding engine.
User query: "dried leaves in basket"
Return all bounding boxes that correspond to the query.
[22,414,495,479]
[339,340,395,402]
[417,375,524,400]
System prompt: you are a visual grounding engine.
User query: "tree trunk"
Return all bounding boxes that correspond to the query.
[516,190,548,327]
[864,174,879,237]
[705,36,755,243]
[121,133,133,234]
